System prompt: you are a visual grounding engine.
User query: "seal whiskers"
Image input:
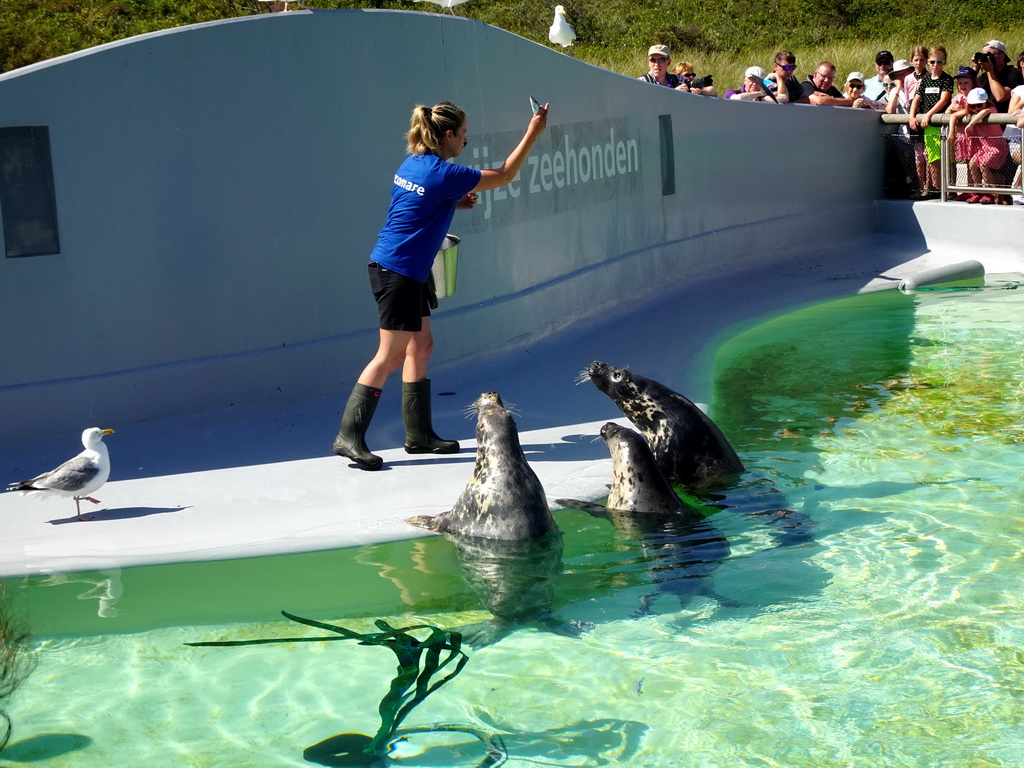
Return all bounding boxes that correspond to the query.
[583,361,744,490]
[406,392,556,541]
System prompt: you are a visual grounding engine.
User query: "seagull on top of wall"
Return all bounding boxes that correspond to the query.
[256,0,312,12]
[413,0,472,15]
[548,5,577,52]
[6,427,114,521]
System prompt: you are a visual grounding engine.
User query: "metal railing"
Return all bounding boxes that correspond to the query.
[880,113,1022,202]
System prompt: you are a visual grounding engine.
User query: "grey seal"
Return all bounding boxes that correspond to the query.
[406,392,556,541]
[583,361,744,489]
[557,422,731,616]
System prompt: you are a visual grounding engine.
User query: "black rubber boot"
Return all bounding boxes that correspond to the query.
[332,384,384,470]
[402,379,459,454]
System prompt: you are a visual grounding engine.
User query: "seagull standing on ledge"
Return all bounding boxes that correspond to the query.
[7,427,114,520]
[413,0,472,14]
[548,5,576,51]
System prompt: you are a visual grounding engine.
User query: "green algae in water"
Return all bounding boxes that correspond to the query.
[0,585,34,752]
[188,615,487,764]
[7,278,1024,767]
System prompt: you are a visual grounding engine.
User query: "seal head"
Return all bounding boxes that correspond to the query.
[586,361,744,489]
[601,422,684,516]
[557,421,731,617]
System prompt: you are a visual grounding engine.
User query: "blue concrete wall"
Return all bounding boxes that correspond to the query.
[0,10,883,441]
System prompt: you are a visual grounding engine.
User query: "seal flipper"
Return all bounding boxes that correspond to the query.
[457,619,516,649]
[405,513,446,532]
[456,616,591,649]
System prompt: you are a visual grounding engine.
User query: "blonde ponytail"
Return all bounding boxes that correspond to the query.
[406,101,466,155]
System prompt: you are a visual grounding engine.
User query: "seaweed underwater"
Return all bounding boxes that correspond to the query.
[187,612,505,766]
[0,585,36,752]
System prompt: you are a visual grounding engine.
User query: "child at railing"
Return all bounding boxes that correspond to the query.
[950,88,1009,204]
[909,46,953,198]
[947,67,981,199]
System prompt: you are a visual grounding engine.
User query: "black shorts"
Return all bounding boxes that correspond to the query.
[368,262,432,332]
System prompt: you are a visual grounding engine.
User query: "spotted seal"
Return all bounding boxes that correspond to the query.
[406,392,556,541]
[583,361,744,489]
[557,422,731,616]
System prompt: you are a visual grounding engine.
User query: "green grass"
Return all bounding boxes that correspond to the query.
[2,0,1022,95]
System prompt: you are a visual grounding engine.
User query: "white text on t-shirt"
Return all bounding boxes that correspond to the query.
[394,174,425,195]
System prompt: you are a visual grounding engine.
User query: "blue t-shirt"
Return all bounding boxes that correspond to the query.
[369,153,482,283]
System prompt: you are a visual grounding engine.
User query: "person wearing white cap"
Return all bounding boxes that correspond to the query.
[843,72,876,108]
[726,66,773,101]
[974,40,1024,113]
[948,87,1008,204]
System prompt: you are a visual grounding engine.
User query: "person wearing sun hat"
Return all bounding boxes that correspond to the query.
[885,60,915,116]
[884,58,915,107]
[864,50,894,102]
[974,40,1023,112]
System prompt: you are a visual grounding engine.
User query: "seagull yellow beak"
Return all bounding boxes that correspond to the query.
[101,428,115,435]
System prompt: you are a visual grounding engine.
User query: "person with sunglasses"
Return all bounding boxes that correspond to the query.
[974,40,1023,113]
[763,50,809,104]
[672,61,718,96]
[908,46,954,198]
[638,45,686,89]
[863,50,895,103]
[844,72,880,108]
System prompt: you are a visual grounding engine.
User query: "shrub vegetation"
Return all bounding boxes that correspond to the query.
[2,0,1022,91]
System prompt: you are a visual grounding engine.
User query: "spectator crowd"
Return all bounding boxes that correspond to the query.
[639,41,1024,204]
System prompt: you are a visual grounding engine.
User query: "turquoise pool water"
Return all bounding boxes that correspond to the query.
[3,278,1023,767]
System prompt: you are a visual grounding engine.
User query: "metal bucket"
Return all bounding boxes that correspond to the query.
[430,234,460,298]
